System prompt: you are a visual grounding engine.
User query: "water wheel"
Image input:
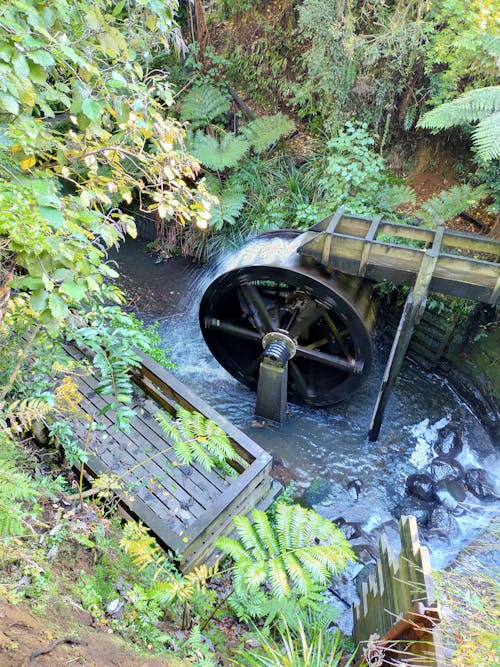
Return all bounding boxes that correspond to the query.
[199,231,376,416]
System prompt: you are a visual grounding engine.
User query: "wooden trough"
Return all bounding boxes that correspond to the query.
[65,343,278,571]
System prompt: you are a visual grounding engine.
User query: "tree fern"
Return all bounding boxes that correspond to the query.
[416,184,488,226]
[155,407,239,476]
[216,503,354,618]
[204,174,246,230]
[242,113,295,153]
[417,86,500,161]
[191,131,250,171]
[179,84,231,127]
[378,183,415,211]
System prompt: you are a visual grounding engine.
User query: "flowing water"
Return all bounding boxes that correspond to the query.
[112,240,499,575]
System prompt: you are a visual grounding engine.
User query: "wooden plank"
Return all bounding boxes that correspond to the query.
[359,215,382,277]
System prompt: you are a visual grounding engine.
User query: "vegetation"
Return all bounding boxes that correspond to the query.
[1,0,498,664]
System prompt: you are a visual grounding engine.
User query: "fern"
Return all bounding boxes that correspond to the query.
[204,174,246,230]
[416,184,488,226]
[0,434,40,536]
[417,86,500,161]
[242,113,295,153]
[155,407,239,476]
[378,183,416,211]
[191,131,249,171]
[179,84,231,127]
[0,397,53,435]
[216,503,354,619]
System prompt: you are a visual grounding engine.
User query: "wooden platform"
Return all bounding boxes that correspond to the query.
[299,211,500,304]
[65,344,277,571]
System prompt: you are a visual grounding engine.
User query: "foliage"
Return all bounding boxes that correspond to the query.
[216,503,354,621]
[306,123,415,216]
[418,86,500,161]
[235,615,354,667]
[191,131,250,171]
[179,84,231,127]
[242,113,295,152]
[155,407,238,476]
[203,174,247,230]
[423,0,499,107]
[416,184,488,226]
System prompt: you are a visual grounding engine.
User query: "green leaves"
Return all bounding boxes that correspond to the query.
[216,503,354,618]
[81,98,102,123]
[155,407,239,476]
[242,113,295,152]
[179,84,231,126]
[192,131,249,170]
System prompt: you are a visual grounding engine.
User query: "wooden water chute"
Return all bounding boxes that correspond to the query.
[199,209,500,438]
[64,343,278,572]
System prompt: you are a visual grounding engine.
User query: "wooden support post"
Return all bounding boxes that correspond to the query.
[368,227,444,441]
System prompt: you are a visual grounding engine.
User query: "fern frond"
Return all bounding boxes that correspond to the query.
[179,84,231,126]
[378,183,416,211]
[120,521,166,574]
[242,113,295,153]
[416,184,488,225]
[472,111,500,161]
[192,131,249,170]
[417,86,500,129]
[0,398,53,435]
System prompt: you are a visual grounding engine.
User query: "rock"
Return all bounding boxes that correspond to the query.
[347,479,362,501]
[394,496,431,527]
[428,507,459,538]
[464,468,498,500]
[106,598,124,619]
[355,562,377,596]
[434,429,463,458]
[429,457,464,482]
[339,522,364,541]
[433,478,466,513]
[406,473,434,502]
[303,477,332,505]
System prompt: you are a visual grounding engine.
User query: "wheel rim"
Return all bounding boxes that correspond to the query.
[199,237,374,406]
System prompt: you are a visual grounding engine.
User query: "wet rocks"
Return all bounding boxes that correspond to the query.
[303,476,332,505]
[428,506,459,538]
[464,468,498,500]
[429,457,464,482]
[394,497,431,527]
[405,473,434,502]
[434,429,463,458]
[347,479,362,501]
[433,478,466,513]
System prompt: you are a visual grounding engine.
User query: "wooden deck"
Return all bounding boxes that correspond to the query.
[65,344,278,571]
[299,211,500,304]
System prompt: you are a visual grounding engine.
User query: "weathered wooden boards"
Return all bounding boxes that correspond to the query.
[300,211,500,304]
[65,344,277,571]
[353,516,445,667]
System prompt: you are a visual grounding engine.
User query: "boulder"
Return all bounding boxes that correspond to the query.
[429,457,464,482]
[303,476,332,505]
[433,478,466,513]
[464,468,498,500]
[428,506,459,538]
[434,429,463,458]
[406,473,434,502]
[394,496,431,527]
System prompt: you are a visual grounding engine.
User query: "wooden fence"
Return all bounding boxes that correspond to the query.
[353,516,445,666]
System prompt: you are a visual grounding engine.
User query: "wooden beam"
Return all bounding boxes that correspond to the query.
[368,227,444,441]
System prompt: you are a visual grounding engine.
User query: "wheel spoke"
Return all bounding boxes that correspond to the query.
[296,345,360,373]
[239,284,275,334]
[203,318,261,343]
[289,361,316,400]
[288,300,325,339]
[323,312,353,361]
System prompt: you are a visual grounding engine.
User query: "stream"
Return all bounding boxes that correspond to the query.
[111,240,499,592]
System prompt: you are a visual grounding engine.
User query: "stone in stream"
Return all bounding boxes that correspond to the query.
[347,478,362,501]
[355,561,377,596]
[434,429,463,458]
[394,496,431,527]
[433,478,467,513]
[428,506,459,538]
[303,476,332,505]
[429,456,464,482]
[464,468,498,500]
[405,473,434,502]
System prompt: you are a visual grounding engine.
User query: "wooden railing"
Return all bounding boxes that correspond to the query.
[353,516,445,666]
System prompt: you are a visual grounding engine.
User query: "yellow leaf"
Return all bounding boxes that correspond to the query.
[19,156,36,169]
[145,13,157,31]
